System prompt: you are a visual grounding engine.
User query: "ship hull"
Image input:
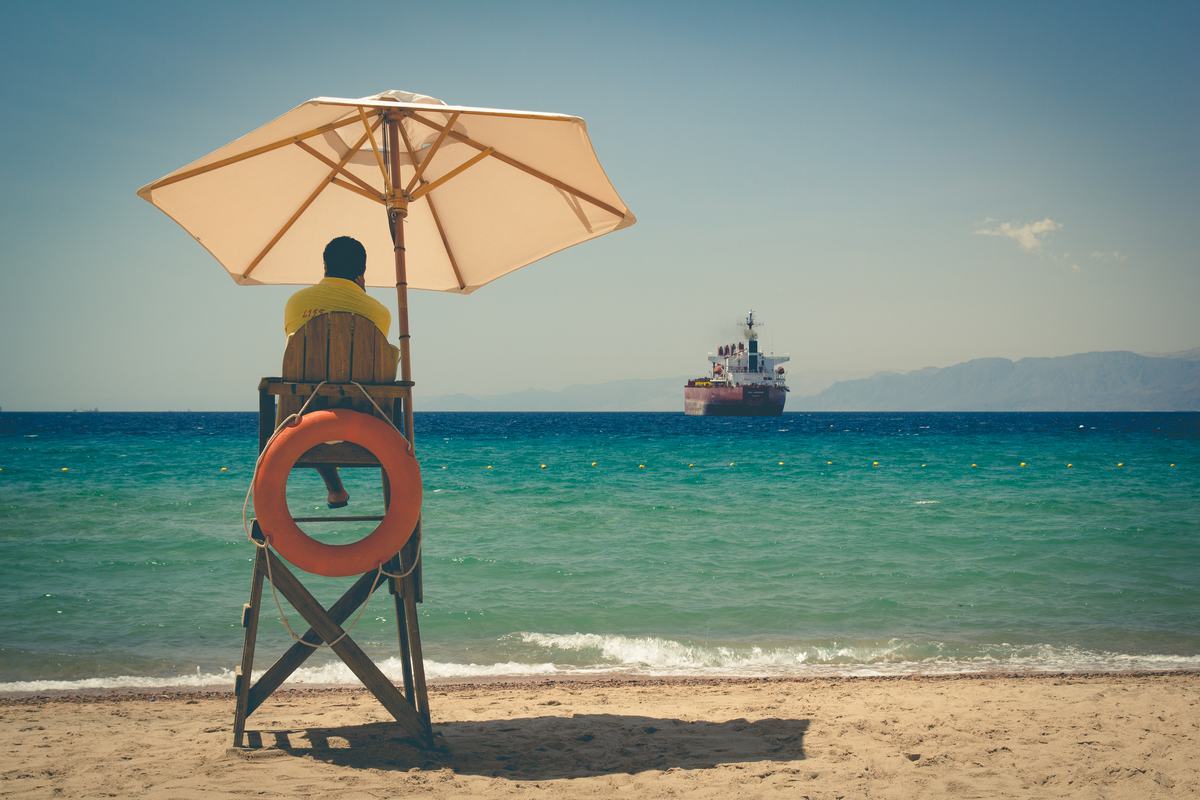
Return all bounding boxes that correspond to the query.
[683,385,786,416]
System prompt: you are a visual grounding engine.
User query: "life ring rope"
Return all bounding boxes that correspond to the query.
[240,381,422,650]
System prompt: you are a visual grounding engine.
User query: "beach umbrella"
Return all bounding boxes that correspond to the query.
[137,89,635,434]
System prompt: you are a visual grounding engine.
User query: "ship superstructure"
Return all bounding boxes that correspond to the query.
[684,311,789,416]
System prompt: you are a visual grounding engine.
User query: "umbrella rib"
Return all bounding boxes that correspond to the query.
[422,187,466,291]
[331,177,385,205]
[406,112,625,219]
[294,141,383,198]
[242,120,380,280]
[394,121,464,289]
[408,148,493,202]
[404,111,459,196]
[357,107,390,188]
[395,118,420,181]
[391,119,431,211]
[142,115,364,194]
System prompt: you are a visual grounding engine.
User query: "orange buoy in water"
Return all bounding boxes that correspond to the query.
[253,409,421,578]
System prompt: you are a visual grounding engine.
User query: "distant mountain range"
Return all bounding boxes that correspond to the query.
[790,350,1200,411]
[421,349,1200,412]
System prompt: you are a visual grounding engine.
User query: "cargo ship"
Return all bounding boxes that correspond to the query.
[684,312,789,416]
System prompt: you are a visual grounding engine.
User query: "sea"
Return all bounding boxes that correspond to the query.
[1,411,1198,692]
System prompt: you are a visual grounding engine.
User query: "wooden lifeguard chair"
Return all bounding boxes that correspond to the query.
[233,311,431,748]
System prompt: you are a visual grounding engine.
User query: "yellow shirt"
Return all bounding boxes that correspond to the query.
[284,277,392,337]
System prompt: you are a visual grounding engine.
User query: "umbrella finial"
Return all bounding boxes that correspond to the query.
[366,90,447,107]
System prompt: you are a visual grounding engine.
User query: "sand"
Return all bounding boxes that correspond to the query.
[2,672,1197,799]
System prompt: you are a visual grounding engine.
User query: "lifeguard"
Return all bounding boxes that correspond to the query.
[285,236,391,336]
[283,236,398,507]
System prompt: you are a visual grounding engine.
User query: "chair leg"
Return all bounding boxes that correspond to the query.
[381,467,416,704]
[392,574,417,705]
[399,543,431,729]
[232,548,266,748]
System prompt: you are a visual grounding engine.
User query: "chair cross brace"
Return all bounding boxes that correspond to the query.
[232,522,431,748]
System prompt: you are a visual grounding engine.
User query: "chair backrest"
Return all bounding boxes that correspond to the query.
[276,312,400,430]
[282,312,396,384]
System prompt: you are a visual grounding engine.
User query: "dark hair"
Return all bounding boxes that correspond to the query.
[323,236,367,280]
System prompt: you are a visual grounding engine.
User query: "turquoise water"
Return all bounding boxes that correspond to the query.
[1,411,1197,690]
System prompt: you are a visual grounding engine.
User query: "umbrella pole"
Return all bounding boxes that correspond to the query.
[386,115,415,443]
[384,113,431,729]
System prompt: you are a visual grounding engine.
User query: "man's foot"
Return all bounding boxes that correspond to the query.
[316,465,349,509]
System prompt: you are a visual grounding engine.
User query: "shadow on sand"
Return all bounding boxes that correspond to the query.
[244,713,809,778]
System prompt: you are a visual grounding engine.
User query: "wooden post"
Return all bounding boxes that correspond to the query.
[382,474,415,704]
[257,388,275,452]
[400,547,431,727]
[232,545,265,748]
[386,114,416,445]
[386,111,430,733]
[389,555,417,705]
[386,119,425,595]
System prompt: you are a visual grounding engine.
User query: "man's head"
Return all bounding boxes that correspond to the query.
[323,236,367,286]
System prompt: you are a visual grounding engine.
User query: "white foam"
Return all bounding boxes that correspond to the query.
[513,632,1200,677]
[0,668,239,693]
[0,658,579,694]
[516,632,921,674]
[3,636,1197,692]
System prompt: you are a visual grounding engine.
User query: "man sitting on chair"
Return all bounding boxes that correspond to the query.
[284,236,395,508]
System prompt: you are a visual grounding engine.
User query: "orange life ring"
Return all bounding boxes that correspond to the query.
[253,408,421,578]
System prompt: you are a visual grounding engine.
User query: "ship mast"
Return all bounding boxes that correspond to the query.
[744,310,760,372]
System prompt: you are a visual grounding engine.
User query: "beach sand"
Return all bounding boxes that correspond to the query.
[2,673,1197,798]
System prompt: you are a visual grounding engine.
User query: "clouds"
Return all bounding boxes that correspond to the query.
[973,217,1063,252]
[971,218,1127,276]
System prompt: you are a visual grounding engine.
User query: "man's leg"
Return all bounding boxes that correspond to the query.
[315,465,349,508]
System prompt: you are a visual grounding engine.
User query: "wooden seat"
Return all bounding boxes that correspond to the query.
[258,312,411,467]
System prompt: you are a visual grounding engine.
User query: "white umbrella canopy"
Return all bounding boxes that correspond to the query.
[138,90,635,292]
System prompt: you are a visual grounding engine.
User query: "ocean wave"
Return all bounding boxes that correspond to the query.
[0,658,586,694]
[513,632,1200,677]
[3,636,1198,692]
[0,668,240,693]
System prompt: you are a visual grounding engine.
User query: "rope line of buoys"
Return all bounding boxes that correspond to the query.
[4,459,1188,480]
[466,459,1185,471]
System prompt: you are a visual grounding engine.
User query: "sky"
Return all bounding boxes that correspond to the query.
[1,0,1197,410]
